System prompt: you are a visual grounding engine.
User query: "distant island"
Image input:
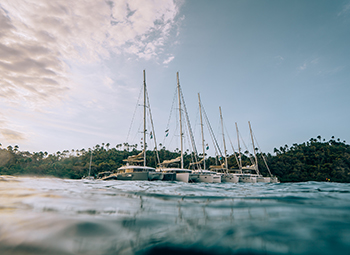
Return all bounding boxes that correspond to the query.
[0,136,349,183]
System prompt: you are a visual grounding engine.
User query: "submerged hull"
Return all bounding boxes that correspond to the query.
[189,173,200,183]
[270,176,280,183]
[82,176,95,181]
[159,168,191,183]
[239,176,257,183]
[148,172,164,181]
[101,173,118,181]
[162,173,176,181]
[117,172,149,181]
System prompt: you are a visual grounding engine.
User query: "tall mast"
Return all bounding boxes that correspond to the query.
[88,150,92,177]
[248,121,258,173]
[143,70,147,167]
[177,72,184,169]
[219,107,228,172]
[198,93,205,170]
[235,122,242,173]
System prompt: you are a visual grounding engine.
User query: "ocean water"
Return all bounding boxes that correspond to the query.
[0,176,349,255]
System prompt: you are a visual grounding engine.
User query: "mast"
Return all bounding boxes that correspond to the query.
[248,121,258,173]
[235,122,242,173]
[198,93,205,170]
[219,107,228,172]
[143,70,147,167]
[88,150,92,177]
[177,72,184,169]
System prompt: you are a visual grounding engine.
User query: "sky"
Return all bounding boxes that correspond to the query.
[0,0,350,156]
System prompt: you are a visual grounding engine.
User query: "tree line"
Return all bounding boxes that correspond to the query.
[0,136,349,182]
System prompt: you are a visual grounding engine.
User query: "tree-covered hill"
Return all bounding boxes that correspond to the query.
[0,137,349,183]
[264,137,350,183]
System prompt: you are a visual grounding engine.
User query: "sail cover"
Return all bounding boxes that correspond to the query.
[123,149,145,163]
[159,156,181,166]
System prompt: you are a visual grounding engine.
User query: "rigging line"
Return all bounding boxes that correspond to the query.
[239,131,256,167]
[252,129,273,176]
[182,105,199,169]
[224,123,240,168]
[126,84,143,143]
[131,120,142,148]
[179,87,199,166]
[202,105,223,157]
[202,105,223,165]
[162,87,178,146]
[193,104,203,169]
[193,106,200,139]
[145,86,160,165]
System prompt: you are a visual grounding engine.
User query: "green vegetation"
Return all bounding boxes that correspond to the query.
[0,136,349,182]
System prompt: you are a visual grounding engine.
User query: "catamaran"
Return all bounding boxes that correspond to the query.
[103,70,163,181]
[189,93,218,183]
[158,72,192,183]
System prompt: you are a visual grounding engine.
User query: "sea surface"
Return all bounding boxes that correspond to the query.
[0,176,349,255]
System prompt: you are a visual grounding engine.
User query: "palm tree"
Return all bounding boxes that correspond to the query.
[317,135,321,142]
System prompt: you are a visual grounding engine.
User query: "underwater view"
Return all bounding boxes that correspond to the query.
[0,176,349,255]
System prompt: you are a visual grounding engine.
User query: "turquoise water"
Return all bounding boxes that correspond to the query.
[0,176,349,255]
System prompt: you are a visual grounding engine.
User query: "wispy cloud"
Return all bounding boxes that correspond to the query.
[163,54,175,64]
[298,58,319,71]
[298,63,307,71]
[338,2,350,16]
[274,55,284,66]
[318,66,345,76]
[0,128,26,142]
[0,0,182,107]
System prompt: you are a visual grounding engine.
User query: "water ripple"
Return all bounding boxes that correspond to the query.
[0,176,349,255]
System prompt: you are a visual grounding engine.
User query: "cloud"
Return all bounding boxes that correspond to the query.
[338,2,350,16]
[163,55,175,64]
[318,66,345,76]
[0,128,26,142]
[298,63,307,71]
[0,0,182,107]
[298,58,319,71]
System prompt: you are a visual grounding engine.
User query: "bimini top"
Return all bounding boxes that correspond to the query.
[117,165,156,172]
[158,167,192,173]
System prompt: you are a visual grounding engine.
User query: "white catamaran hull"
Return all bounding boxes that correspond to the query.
[176,172,190,183]
[212,174,221,183]
[198,174,214,183]
[257,176,271,183]
[222,174,239,183]
[239,176,257,183]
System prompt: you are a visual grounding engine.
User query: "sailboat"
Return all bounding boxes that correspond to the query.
[111,70,163,181]
[216,107,238,183]
[247,121,279,183]
[82,150,94,180]
[158,72,191,183]
[190,93,219,183]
